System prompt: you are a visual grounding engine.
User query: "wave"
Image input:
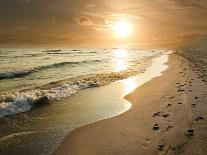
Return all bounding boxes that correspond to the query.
[22,53,43,57]
[0,51,164,119]
[43,49,79,54]
[0,80,99,118]
[45,59,102,68]
[0,53,42,59]
[46,51,98,55]
[0,53,161,119]
[42,49,61,53]
[0,59,104,80]
[0,69,40,80]
[42,49,98,55]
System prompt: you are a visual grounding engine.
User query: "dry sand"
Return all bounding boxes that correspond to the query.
[53,51,207,155]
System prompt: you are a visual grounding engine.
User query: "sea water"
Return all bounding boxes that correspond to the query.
[0,47,163,118]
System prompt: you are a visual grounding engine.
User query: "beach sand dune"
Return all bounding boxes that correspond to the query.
[53,51,207,155]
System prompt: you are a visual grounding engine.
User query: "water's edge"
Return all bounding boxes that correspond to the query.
[0,52,170,155]
[0,52,163,119]
[50,52,171,154]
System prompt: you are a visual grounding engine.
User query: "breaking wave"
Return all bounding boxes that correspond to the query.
[0,79,100,118]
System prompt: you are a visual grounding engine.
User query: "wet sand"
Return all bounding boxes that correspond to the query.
[53,51,207,155]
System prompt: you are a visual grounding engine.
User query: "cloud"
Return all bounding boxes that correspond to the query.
[94,26,108,32]
[46,15,56,23]
[85,3,95,8]
[74,17,94,26]
[1,0,207,46]
[171,0,207,9]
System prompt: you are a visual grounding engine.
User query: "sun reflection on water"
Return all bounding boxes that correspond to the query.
[112,49,129,72]
[122,76,138,94]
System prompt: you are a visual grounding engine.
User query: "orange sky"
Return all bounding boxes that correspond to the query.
[0,0,207,47]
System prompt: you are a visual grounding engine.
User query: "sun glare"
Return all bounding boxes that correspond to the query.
[112,20,133,38]
[113,49,128,72]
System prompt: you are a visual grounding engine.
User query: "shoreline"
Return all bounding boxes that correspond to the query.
[53,51,207,155]
[0,50,162,119]
[0,52,169,155]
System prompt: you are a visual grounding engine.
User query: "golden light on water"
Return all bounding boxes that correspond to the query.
[122,77,138,94]
[112,20,133,38]
[113,49,129,72]
[113,49,128,59]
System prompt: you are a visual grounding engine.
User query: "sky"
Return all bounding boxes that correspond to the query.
[0,0,207,47]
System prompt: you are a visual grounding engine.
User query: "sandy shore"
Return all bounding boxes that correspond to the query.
[53,51,207,155]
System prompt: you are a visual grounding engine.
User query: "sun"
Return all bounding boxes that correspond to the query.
[112,20,133,38]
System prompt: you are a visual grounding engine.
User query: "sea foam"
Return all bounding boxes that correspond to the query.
[0,80,100,118]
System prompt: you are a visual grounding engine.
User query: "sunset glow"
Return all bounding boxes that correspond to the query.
[112,20,133,38]
[113,49,128,72]
[0,1,207,155]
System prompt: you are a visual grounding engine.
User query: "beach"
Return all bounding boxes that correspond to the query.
[53,50,207,155]
[1,1,207,155]
[0,49,168,155]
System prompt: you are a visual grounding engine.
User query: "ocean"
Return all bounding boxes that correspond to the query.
[0,47,169,155]
[0,47,163,118]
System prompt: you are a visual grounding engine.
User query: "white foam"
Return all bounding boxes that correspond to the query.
[0,81,98,118]
[0,97,31,118]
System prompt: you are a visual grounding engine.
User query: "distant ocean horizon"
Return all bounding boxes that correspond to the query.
[0,47,164,118]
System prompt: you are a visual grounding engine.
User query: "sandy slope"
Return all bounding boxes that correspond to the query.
[53,51,207,155]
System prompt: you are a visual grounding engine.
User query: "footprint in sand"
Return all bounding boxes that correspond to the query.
[152,112,169,118]
[178,89,185,92]
[167,104,172,108]
[162,113,170,118]
[177,102,182,105]
[196,117,204,121]
[192,104,196,108]
[166,125,173,131]
[184,129,194,137]
[157,144,165,151]
[169,96,175,99]
[153,124,159,130]
[195,96,199,99]
[153,112,161,117]
[177,84,186,88]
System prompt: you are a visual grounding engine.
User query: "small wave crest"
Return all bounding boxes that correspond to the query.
[0,68,40,80]
[42,49,62,53]
[0,59,103,80]
[45,59,102,68]
[43,49,98,55]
